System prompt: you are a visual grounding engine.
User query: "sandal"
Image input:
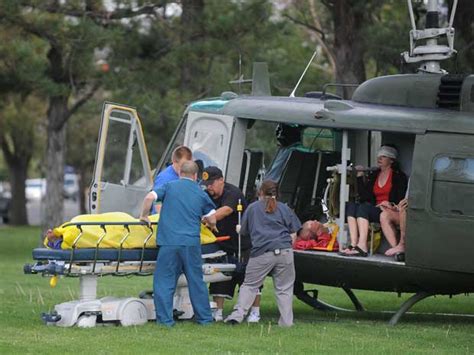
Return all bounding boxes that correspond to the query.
[352,246,368,257]
[338,245,355,255]
[340,246,368,257]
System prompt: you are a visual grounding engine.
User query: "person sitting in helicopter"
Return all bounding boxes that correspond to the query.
[380,197,408,257]
[341,145,408,257]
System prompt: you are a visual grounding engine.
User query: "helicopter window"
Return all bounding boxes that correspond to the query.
[433,156,474,182]
[302,128,335,151]
[431,156,474,217]
[190,131,221,168]
[102,115,132,184]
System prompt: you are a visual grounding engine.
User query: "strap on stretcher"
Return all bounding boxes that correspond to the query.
[29,221,230,277]
[65,221,156,274]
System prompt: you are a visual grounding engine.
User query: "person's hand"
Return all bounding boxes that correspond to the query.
[398,198,408,211]
[235,224,241,234]
[140,215,151,228]
[378,201,396,211]
[202,217,218,233]
[355,165,365,177]
[209,223,218,233]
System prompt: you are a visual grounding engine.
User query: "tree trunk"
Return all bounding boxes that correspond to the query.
[331,0,367,98]
[42,96,69,232]
[6,158,29,225]
[180,0,205,91]
[450,0,474,69]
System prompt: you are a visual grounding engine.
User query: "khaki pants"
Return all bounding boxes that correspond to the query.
[226,248,295,327]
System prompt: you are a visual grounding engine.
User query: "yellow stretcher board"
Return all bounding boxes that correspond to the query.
[44,212,217,249]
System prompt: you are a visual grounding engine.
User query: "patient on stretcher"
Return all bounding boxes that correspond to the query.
[44,212,218,250]
[293,220,339,252]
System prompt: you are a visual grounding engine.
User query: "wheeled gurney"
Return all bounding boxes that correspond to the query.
[24,221,236,328]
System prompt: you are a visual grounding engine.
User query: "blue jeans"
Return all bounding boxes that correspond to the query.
[153,245,212,326]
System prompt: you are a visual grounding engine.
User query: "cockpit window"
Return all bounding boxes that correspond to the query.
[302,127,335,151]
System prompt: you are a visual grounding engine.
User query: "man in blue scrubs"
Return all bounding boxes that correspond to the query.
[140,161,216,326]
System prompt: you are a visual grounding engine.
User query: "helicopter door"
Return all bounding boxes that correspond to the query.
[407,132,474,273]
[184,111,235,175]
[90,103,152,217]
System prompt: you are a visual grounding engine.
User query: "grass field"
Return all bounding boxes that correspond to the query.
[0,226,473,354]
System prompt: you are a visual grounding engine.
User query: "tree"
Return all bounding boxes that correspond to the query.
[0,96,46,224]
[66,101,101,214]
[447,0,474,73]
[0,30,48,225]
[284,0,387,96]
[0,1,164,230]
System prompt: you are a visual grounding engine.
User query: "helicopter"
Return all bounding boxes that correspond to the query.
[89,0,473,325]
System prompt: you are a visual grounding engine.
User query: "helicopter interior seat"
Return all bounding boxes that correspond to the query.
[277,150,313,210]
[239,149,264,203]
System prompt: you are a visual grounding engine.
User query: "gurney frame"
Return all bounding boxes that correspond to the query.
[25,221,236,327]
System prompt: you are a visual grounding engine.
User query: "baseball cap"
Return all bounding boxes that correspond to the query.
[201,166,223,186]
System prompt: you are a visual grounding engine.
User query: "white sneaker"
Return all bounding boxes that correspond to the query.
[247,311,260,323]
[212,310,223,322]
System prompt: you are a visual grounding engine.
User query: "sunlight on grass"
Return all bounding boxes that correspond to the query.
[0,226,473,353]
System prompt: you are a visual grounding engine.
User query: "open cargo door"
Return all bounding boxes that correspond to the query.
[89,102,152,217]
[184,111,245,185]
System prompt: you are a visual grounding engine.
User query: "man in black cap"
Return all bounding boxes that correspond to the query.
[201,166,261,322]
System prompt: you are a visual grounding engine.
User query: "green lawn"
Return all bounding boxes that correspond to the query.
[0,226,473,354]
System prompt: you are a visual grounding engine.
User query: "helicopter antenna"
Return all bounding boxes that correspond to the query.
[402,0,458,74]
[289,49,317,98]
[229,51,253,92]
[238,52,242,94]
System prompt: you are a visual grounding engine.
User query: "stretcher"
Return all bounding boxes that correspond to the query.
[24,220,236,328]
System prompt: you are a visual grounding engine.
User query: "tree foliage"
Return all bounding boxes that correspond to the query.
[0,0,472,227]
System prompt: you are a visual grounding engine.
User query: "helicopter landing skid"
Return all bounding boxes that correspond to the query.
[388,291,434,326]
[295,285,364,312]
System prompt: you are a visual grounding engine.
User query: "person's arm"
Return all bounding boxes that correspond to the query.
[139,191,157,224]
[215,206,233,221]
[238,208,250,236]
[290,232,297,244]
[286,205,302,236]
[217,188,243,221]
[398,198,408,211]
[201,193,217,231]
[202,210,217,232]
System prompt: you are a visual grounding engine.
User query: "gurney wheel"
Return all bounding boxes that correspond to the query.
[77,314,97,328]
[119,299,148,326]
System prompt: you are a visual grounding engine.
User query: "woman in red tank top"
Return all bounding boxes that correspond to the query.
[341,145,407,257]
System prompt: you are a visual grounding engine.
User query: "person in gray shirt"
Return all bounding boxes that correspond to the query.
[225,180,301,327]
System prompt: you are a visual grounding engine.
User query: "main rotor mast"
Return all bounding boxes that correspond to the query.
[402,0,458,74]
